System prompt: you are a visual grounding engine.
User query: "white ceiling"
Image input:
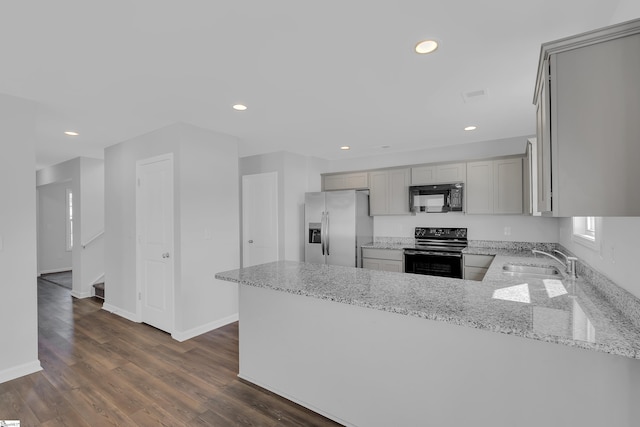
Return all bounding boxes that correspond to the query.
[0,1,622,169]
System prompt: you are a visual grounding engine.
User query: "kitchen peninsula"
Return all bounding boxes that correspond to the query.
[216,255,640,427]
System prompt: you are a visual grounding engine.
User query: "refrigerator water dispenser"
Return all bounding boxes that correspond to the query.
[309,223,322,243]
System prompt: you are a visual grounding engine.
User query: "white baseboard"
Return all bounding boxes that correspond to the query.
[0,360,42,384]
[172,312,239,342]
[39,268,72,275]
[102,303,141,323]
[71,290,92,299]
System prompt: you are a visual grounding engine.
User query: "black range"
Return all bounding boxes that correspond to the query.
[404,227,468,279]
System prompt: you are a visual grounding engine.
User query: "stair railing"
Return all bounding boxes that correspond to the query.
[82,230,104,249]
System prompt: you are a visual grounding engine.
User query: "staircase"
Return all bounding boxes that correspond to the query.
[93,282,105,299]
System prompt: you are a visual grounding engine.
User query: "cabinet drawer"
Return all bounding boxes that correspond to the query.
[362,258,403,272]
[464,266,487,281]
[362,248,404,261]
[464,254,494,268]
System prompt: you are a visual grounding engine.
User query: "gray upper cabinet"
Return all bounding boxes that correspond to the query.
[466,161,493,214]
[534,19,640,216]
[467,158,523,215]
[494,158,523,214]
[369,168,410,215]
[411,163,466,185]
[322,172,369,191]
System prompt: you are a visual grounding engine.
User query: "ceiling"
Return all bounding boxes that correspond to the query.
[0,1,622,170]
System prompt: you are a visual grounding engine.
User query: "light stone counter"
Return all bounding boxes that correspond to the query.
[216,254,640,359]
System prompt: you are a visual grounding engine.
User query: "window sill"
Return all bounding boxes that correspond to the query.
[572,233,599,251]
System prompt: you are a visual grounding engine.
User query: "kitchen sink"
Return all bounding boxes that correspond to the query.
[502,263,562,279]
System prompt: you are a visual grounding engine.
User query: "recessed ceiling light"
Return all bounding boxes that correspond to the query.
[464,126,477,131]
[415,40,439,54]
[340,146,350,150]
[381,145,391,149]
[64,131,79,136]
[232,104,247,111]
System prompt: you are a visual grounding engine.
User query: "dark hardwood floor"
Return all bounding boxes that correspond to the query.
[0,280,341,426]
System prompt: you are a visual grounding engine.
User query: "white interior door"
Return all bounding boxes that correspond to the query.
[242,172,278,267]
[136,154,174,333]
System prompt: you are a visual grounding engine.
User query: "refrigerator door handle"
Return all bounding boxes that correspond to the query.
[321,211,326,256]
[326,211,330,256]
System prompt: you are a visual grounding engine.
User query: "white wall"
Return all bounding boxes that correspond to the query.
[0,94,41,383]
[175,125,240,338]
[36,157,105,298]
[328,135,530,173]
[610,0,640,24]
[375,214,559,242]
[37,181,72,273]
[559,217,640,299]
[105,123,240,339]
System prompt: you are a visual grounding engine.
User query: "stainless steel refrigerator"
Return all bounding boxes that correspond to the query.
[304,190,373,267]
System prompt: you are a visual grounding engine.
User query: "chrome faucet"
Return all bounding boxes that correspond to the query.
[531,249,578,279]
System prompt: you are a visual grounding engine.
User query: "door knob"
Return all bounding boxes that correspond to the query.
[248,240,254,243]
[162,252,170,258]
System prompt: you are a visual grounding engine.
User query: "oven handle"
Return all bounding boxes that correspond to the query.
[404,250,462,258]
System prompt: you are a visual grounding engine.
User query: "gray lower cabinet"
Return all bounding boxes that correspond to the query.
[362,248,404,272]
[463,254,495,281]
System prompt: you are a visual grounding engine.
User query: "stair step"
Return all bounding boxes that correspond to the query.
[93,282,105,299]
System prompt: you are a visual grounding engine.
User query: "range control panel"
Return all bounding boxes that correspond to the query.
[414,227,467,239]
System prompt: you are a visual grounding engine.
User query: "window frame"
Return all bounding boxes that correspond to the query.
[66,188,73,251]
[571,216,600,251]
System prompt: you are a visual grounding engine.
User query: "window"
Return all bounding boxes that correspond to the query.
[66,188,73,251]
[572,216,599,250]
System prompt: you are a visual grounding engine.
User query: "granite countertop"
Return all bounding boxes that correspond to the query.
[361,242,408,250]
[216,252,640,360]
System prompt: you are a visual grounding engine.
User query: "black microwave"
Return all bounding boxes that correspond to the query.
[409,183,463,213]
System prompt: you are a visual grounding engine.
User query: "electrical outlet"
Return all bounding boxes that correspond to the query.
[504,226,511,236]
[610,245,616,264]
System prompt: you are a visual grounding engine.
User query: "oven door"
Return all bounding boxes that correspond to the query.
[404,250,463,278]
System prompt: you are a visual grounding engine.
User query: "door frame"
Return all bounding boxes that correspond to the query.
[135,153,175,331]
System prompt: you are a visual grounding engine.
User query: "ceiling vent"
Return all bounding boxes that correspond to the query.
[461,88,489,104]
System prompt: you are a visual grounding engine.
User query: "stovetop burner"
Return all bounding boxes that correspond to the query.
[409,227,468,253]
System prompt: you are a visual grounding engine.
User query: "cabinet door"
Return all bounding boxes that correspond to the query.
[466,161,494,214]
[323,175,346,191]
[411,163,466,185]
[552,34,640,216]
[437,163,466,183]
[388,168,410,215]
[323,172,368,191]
[494,158,523,214]
[368,171,389,215]
[363,259,382,270]
[380,260,403,272]
[411,166,436,185]
[536,59,552,213]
